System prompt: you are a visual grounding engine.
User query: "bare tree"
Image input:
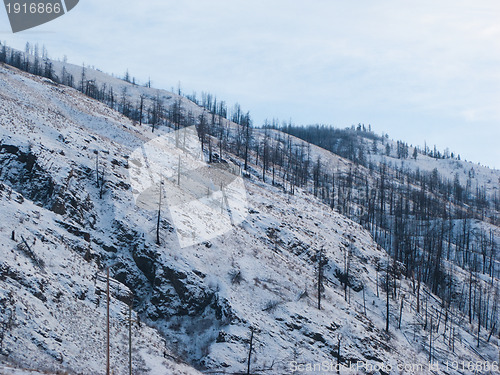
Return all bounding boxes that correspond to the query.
[246,327,254,375]
[317,247,324,310]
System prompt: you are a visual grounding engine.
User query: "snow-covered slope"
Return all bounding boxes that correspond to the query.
[365,136,499,200]
[0,63,498,374]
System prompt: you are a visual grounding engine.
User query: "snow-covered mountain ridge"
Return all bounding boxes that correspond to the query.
[0,61,498,375]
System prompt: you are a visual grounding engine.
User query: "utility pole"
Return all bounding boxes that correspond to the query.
[129,299,133,375]
[156,179,162,245]
[106,267,110,375]
[99,268,134,375]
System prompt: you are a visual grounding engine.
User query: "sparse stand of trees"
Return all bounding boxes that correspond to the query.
[2,41,498,346]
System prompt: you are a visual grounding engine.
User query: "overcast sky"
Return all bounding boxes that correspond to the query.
[2,0,499,169]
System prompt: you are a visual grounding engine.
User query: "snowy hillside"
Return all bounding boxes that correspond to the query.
[367,138,499,200]
[0,60,499,375]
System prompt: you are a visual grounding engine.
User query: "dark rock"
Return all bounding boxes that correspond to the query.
[304,331,326,344]
[132,248,156,283]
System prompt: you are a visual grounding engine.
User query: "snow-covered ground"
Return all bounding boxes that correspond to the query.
[0,62,498,374]
[367,137,500,200]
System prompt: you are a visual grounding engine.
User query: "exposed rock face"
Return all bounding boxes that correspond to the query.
[0,144,55,205]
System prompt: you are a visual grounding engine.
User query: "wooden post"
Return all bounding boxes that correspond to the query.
[156,180,162,245]
[129,300,132,375]
[106,268,110,375]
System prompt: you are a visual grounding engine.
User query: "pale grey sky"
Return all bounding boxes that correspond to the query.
[2,0,499,168]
